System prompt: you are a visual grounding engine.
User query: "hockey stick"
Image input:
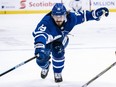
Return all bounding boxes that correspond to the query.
[82,51,116,87]
[0,55,38,77]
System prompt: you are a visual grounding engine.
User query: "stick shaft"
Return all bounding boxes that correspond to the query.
[82,61,116,87]
[0,56,37,77]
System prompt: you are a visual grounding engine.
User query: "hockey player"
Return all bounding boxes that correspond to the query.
[32,3,109,83]
[69,0,82,12]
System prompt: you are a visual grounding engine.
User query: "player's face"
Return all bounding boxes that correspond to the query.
[52,15,65,27]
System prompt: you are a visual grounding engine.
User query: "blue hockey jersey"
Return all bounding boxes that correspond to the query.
[33,10,97,47]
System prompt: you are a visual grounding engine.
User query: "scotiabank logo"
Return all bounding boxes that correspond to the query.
[20,0,26,9]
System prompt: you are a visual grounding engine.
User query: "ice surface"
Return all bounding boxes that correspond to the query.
[0,13,116,87]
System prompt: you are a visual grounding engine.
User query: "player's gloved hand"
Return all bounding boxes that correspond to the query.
[95,7,109,17]
[35,48,45,58]
[34,42,46,58]
[35,48,48,63]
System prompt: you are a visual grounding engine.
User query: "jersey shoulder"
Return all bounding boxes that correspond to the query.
[66,11,84,24]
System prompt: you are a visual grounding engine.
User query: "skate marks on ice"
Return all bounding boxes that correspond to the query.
[0,79,81,87]
[85,82,116,87]
[50,81,116,87]
[1,79,116,87]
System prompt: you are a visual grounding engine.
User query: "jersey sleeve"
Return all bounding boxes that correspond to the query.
[32,21,50,49]
[86,10,99,21]
[71,9,101,25]
[69,11,85,25]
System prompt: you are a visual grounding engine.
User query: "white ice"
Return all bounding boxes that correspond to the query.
[0,12,116,87]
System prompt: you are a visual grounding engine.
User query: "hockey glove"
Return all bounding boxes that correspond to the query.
[94,7,109,18]
[35,48,50,63]
[35,48,45,58]
[95,7,109,17]
[92,7,109,21]
[34,42,46,61]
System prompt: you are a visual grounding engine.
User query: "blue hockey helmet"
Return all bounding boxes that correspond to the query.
[52,3,67,15]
